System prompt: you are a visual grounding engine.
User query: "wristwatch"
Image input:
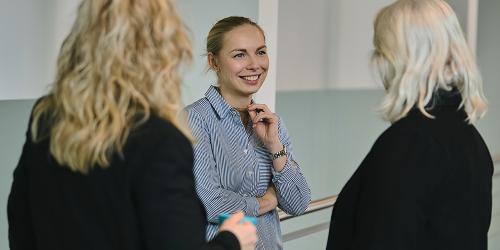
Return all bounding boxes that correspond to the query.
[271,145,287,160]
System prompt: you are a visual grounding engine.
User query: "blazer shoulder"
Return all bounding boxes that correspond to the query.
[127,115,191,153]
[370,119,446,162]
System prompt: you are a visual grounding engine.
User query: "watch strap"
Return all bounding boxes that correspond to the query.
[271,145,287,160]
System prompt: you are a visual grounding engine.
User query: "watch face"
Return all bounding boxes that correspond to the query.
[272,146,287,160]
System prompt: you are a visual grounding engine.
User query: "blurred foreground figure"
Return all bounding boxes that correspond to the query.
[327,0,492,249]
[8,1,256,249]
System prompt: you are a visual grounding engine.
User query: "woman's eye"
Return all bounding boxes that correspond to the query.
[257,50,267,55]
[233,53,245,58]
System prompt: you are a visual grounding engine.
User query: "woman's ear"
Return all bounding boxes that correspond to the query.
[207,52,219,72]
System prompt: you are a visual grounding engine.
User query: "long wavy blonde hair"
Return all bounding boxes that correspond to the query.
[373,0,487,123]
[31,0,192,173]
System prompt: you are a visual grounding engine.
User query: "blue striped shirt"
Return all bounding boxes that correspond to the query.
[185,86,311,250]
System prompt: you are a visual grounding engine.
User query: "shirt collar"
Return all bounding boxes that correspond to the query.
[205,85,233,119]
[205,85,255,120]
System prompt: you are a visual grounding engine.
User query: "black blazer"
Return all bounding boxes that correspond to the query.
[8,109,240,250]
[327,93,493,250]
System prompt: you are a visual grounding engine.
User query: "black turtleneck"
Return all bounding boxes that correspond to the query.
[327,88,493,250]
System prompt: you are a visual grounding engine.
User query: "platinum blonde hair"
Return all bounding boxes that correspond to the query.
[31,0,192,173]
[373,0,487,123]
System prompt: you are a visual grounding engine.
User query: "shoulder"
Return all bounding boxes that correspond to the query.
[372,118,440,158]
[367,111,448,165]
[127,115,192,154]
[363,114,448,182]
[27,95,53,140]
[374,108,480,158]
[376,110,443,145]
[354,127,442,199]
[138,115,186,138]
[122,115,195,182]
[184,98,220,132]
[185,98,212,117]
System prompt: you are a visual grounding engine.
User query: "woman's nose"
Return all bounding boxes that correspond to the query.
[246,55,259,70]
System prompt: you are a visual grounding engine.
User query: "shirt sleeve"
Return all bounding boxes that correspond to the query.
[271,117,311,215]
[132,126,210,250]
[187,110,260,222]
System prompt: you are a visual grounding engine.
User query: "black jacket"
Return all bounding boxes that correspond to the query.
[327,93,493,250]
[8,109,240,250]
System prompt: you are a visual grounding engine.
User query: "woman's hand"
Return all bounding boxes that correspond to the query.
[256,185,278,215]
[219,212,257,250]
[248,103,287,172]
[248,104,282,153]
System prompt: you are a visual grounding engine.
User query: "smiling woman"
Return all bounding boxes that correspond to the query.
[184,16,311,250]
[207,17,269,107]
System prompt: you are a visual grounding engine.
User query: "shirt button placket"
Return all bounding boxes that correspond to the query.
[246,170,253,177]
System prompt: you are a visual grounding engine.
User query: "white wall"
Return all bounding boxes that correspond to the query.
[276,0,478,92]
[0,0,79,100]
[447,0,470,32]
[256,0,279,111]
[446,0,478,52]
[277,0,393,91]
[329,0,393,90]
[276,0,330,91]
[0,0,259,104]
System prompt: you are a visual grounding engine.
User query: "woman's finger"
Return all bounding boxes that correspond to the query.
[252,112,277,126]
[248,109,257,120]
[248,103,272,114]
[224,212,245,225]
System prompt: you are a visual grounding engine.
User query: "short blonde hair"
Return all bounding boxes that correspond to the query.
[31,0,192,173]
[206,16,265,57]
[373,0,487,123]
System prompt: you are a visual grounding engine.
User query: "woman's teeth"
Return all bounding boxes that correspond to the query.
[242,75,258,81]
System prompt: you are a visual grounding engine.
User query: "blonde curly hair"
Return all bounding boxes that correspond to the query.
[31,0,192,173]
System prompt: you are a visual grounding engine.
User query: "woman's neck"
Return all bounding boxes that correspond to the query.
[217,85,252,110]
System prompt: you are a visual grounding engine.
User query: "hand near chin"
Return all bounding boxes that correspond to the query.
[248,103,282,152]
